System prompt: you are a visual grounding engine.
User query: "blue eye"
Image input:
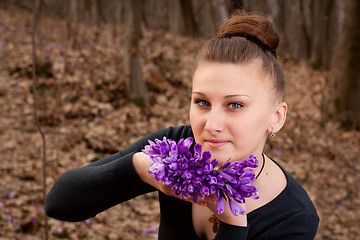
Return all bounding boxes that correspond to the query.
[228,102,243,110]
[194,99,210,108]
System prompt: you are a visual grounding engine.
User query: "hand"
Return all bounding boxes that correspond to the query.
[132,152,217,206]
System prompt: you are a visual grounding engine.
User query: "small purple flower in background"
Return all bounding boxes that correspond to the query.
[142,227,149,235]
[8,194,15,200]
[337,205,344,212]
[45,50,51,57]
[57,227,64,233]
[18,36,26,42]
[0,201,4,207]
[143,137,259,216]
[85,219,91,225]
[275,150,282,156]
[151,225,157,232]
[6,215,12,222]
[94,116,100,122]
[86,90,91,96]
[31,218,37,225]
[144,109,151,116]
[37,206,43,214]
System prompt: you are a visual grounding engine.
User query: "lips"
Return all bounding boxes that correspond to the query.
[204,139,230,148]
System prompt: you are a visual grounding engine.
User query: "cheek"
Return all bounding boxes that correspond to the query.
[230,113,267,141]
[189,106,204,139]
[190,105,199,123]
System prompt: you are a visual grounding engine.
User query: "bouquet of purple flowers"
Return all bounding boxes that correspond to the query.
[143,137,259,216]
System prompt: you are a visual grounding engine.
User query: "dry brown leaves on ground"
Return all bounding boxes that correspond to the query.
[0,9,359,240]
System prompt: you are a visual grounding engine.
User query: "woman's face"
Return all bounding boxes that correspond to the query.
[190,61,282,164]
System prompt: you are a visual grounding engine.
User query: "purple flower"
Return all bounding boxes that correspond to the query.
[85,219,91,225]
[144,109,151,116]
[148,162,165,180]
[245,155,258,168]
[151,225,157,232]
[6,215,12,222]
[216,195,225,214]
[143,137,259,216]
[31,218,37,225]
[199,185,210,199]
[229,198,245,216]
[337,205,344,212]
[37,206,43,214]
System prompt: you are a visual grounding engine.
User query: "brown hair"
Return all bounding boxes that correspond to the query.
[197,13,285,101]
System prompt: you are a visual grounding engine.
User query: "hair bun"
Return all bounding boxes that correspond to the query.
[217,14,279,51]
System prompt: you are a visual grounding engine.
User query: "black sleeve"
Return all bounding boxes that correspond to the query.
[214,221,248,240]
[45,125,193,222]
[264,212,319,240]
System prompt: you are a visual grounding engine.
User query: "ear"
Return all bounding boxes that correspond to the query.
[268,101,287,134]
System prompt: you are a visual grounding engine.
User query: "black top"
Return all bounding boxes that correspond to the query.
[45,125,319,239]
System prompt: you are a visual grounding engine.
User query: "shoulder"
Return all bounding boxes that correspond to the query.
[264,211,319,239]
[247,157,319,238]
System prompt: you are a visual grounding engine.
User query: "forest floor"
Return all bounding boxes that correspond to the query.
[0,9,359,240]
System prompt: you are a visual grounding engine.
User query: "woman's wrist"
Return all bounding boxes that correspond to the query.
[132,152,153,185]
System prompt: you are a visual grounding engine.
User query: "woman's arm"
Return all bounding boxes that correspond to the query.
[45,152,155,221]
[45,125,193,221]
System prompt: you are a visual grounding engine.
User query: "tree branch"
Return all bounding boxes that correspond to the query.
[32,0,48,239]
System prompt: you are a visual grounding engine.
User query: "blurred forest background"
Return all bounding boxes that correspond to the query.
[0,0,359,239]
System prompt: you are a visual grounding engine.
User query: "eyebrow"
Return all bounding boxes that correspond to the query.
[192,92,250,99]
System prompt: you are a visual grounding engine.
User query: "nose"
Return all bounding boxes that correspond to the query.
[204,107,224,134]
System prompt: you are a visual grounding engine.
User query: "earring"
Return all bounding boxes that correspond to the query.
[271,132,277,139]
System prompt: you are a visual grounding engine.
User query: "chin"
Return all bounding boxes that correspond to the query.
[206,149,233,165]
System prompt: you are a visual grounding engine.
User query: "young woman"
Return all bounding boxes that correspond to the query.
[46,13,319,239]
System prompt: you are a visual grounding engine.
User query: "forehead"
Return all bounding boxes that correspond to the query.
[192,61,268,95]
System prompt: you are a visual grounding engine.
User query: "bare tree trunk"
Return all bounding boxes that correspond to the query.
[112,0,123,40]
[32,0,48,239]
[309,0,335,69]
[124,0,148,106]
[180,0,199,36]
[329,0,360,129]
[169,0,184,35]
[66,0,78,49]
